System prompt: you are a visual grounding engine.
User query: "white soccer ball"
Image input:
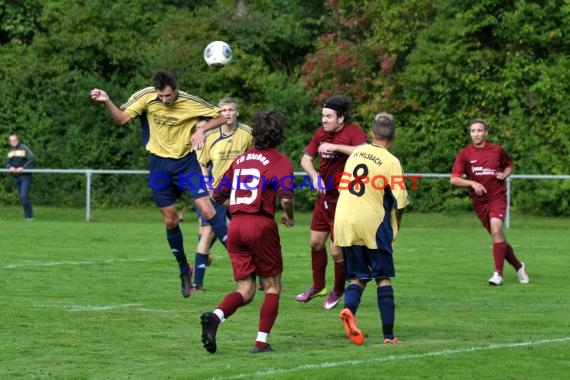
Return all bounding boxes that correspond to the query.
[203,41,232,67]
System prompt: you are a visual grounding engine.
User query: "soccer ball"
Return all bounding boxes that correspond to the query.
[203,41,232,67]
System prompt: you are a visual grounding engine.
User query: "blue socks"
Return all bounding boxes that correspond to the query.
[166,225,188,274]
[377,285,395,339]
[343,284,363,315]
[207,213,228,248]
[344,283,396,339]
[193,253,210,287]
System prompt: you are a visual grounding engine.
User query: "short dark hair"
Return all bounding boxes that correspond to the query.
[372,112,396,141]
[251,110,285,150]
[323,95,352,120]
[469,118,488,131]
[152,70,177,91]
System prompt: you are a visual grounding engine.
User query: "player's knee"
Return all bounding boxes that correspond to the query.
[309,240,325,251]
[330,249,343,261]
[197,203,215,220]
[163,215,179,229]
[203,227,216,241]
[490,229,505,242]
[241,289,256,304]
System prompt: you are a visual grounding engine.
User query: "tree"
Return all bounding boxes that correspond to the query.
[396,0,570,213]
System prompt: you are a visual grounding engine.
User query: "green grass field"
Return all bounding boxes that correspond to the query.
[1,206,569,379]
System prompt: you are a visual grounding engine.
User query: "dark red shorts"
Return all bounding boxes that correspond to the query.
[310,196,337,237]
[473,197,507,233]
[227,214,283,280]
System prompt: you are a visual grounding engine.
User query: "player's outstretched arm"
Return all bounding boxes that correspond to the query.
[90,88,131,126]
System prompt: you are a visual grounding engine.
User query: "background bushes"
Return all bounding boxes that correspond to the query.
[1,0,568,215]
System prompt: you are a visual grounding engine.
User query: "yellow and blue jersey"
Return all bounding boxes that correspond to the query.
[197,123,253,188]
[121,87,221,159]
[334,143,409,251]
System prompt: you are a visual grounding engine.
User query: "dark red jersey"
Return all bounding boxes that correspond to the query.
[451,142,513,204]
[303,123,367,201]
[214,147,294,219]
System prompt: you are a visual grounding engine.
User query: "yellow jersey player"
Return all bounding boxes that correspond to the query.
[193,97,253,291]
[334,112,409,345]
[90,70,229,299]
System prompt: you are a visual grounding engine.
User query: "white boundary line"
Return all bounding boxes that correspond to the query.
[5,258,152,268]
[33,303,172,313]
[211,337,570,380]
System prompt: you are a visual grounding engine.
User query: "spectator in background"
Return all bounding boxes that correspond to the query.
[6,134,36,221]
[450,119,530,286]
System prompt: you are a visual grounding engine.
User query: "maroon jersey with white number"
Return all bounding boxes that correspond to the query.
[451,142,513,204]
[214,147,294,219]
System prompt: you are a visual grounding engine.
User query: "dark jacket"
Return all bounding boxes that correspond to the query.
[6,143,36,175]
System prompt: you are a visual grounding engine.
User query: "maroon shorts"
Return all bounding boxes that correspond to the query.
[227,214,283,281]
[473,197,507,233]
[310,196,337,237]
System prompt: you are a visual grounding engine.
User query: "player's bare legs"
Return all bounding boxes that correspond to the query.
[160,204,180,229]
[489,217,506,243]
[194,196,216,220]
[197,224,216,253]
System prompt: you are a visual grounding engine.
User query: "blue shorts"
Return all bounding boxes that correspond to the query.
[195,200,230,226]
[147,153,209,208]
[342,245,395,281]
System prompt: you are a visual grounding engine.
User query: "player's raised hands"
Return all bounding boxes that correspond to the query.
[90,88,109,102]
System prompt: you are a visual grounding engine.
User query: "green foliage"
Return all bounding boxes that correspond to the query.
[0,0,568,215]
[395,0,570,214]
[300,0,437,124]
[0,0,42,44]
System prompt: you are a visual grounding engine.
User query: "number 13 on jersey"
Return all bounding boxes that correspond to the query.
[230,168,261,205]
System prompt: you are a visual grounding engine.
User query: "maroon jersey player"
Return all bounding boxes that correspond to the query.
[451,119,529,286]
[200,110,295,354]
[296,95,368,310]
